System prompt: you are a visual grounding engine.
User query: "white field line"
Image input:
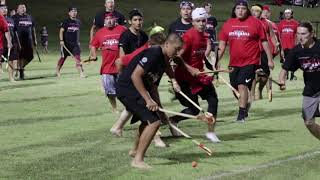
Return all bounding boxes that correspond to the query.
[200,150,320,180]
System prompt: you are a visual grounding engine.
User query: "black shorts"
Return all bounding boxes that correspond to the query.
[117,95,160,125]
[258,51,270,77]
[61,44,81,57]
[229,65,257,90]
[3,44,19,61]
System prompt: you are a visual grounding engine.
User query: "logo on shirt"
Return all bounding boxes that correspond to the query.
[245,78,252,83]
[103,39,119,46]
[229,30,250,39]
[300,56,320,72]
[141,57,148,63]
[19,21,32,26]
[67,26,79,32]
[282,28,294,33]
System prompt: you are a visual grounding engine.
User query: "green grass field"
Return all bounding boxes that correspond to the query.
[1,0,320,179]
[0,52,320,179]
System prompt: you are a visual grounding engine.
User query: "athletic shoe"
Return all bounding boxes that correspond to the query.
[206,132,221,143]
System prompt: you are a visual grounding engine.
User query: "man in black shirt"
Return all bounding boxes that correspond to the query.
[56,7,85,78]
[168,1,193,37]
[204,2,218,49]
[89,0,125,43]
[116,34,183,169]
[118,9,148,56]
[279,22,320,140]
[12,4,37,80]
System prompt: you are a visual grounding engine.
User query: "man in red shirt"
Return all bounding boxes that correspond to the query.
[278,8,299,80]
[171,7,220,143]
[218,0,274,122]
[90,12,126,113]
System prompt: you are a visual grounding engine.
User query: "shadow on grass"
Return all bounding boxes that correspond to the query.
[217,129,291,141]
[156,150,264,165]
[0,112,105,126]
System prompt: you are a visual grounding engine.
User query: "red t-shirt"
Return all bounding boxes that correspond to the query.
[259,18,270,52]
[0,15,8,49]
[121,43,149,66]
[175,27,213,94]
[91,25,126,74]
[277,19,299,50]
[219,16,267,67]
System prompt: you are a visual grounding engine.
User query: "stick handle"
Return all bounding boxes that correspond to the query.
[178,91,203,112]
[159,108,198,119]
[220,76,240,98]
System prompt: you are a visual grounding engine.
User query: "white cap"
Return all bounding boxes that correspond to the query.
[284,9,292,13]
[192,7,208,20]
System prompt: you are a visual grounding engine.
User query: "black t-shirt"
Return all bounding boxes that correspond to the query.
[283,40,320,97]
[206,16,218,45]
[60,18,81,45]
[93,10,126,29]
[168,18,192,37]
[119,29,148,54]
[116,46,166,98]
[13,13,35,44]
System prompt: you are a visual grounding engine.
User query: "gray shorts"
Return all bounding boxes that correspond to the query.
[102,74,118,96]
[302,94,320,121]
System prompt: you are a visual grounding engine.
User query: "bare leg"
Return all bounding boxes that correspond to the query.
[56,57,66,77]
[110,109,132,137]
[305,119,320,140]
[238,85,249,108]
[131,121,160,169]
[74,55,86,78]
[258,77,268,99]
[107,96,118,113]
[129,123,147,158]
[8,61,16,82]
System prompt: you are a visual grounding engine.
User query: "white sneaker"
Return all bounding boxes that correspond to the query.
[206,132,221,143]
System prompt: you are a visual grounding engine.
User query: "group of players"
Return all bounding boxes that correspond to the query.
[0,0,319,170]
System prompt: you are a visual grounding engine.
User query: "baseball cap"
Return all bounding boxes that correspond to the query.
[284,8,293,13]
[105,12,114,18]
[262,5,270,11]
[180,1,194,9]
[129,9,143,19]
[192,7,208,20]
[68,6,77,12]
[149,26,165,36]
[235,0,248,7]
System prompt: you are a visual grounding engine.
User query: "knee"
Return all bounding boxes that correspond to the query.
[304,119,315,127]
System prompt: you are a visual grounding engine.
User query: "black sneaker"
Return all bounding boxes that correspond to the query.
[19,69,24,80]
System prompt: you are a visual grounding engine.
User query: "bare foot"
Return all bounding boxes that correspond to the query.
[131,160,152,170]
[153,137,166,148]
[80,73,87,78]
[128,150,136,157]
[56,72,61,78]
[9,79,16,83]
[110,128,122,137]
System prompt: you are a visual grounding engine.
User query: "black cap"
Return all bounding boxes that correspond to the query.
[129,9,143,20]
[68,6,77,12]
